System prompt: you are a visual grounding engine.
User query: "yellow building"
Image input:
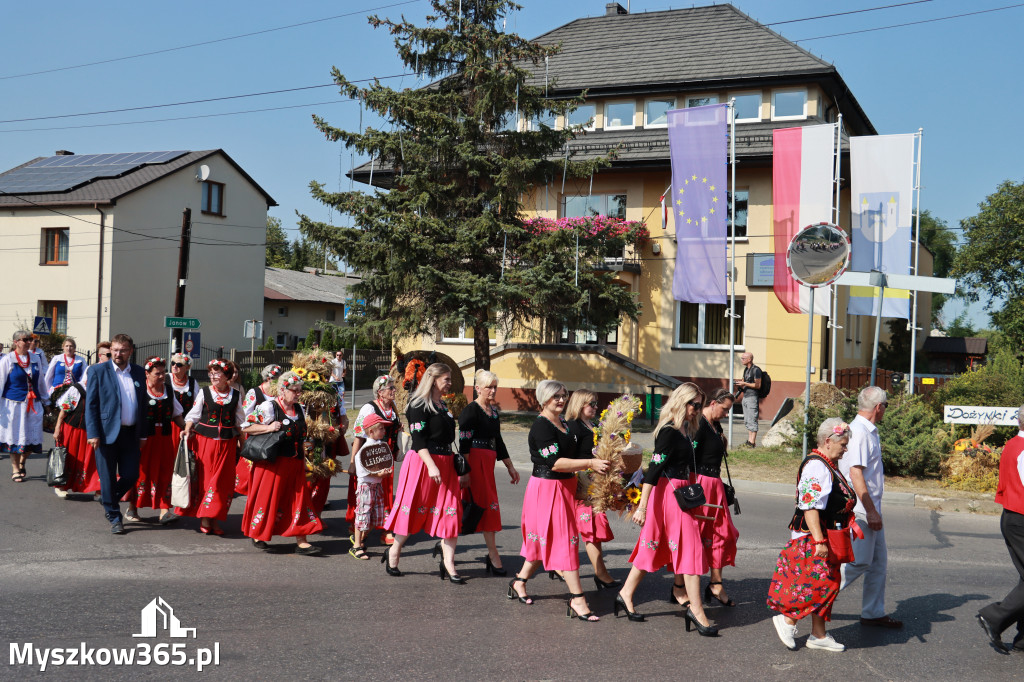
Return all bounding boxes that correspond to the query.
[360,4,933,413]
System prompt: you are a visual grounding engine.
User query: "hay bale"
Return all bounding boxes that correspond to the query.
[392,350,466,417]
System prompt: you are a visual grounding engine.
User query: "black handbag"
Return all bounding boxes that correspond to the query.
[723,451,740,515]
[240,430,287,462]
[461,489,485,534]
[674,435,706,510]
[453,452,471,477]
[46,446,68,487]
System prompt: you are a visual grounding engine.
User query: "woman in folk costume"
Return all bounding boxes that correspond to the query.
[123,357,185,524]
[166,354,199,445]
[1,330,48,482]
[52,377,101,497]
[175,359,246,535]
[44,337,86,397]
[241,371,324,555]
[237,364,282,496]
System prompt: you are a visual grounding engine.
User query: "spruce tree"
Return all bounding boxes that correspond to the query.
[299,0,646,370]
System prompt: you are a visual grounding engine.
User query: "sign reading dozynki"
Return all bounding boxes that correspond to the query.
[943,405,1020,426]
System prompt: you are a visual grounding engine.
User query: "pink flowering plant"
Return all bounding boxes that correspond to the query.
[523,215,650,250]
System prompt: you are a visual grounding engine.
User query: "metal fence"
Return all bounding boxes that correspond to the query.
[834,366,951,396]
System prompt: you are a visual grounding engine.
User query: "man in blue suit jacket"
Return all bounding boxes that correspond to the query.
[85,333,148,534]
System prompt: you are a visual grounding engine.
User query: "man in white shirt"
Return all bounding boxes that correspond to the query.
[839,385,902,628]
[330,350,347,407]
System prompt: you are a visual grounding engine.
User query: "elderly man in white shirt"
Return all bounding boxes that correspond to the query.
[839,385,902,629]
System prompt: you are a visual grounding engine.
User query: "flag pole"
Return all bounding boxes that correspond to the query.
[727,99,736,448]
[829,116,843,384]
[908,128,924,395]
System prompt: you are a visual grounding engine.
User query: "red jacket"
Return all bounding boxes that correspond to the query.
[995,434,1024,515]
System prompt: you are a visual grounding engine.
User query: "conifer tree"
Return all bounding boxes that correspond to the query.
[299,0,646,369]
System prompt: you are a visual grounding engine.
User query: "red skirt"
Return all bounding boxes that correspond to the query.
[628,477,708,576]
[174,435,236,521]
[695,474,739,569]
[57,423,100,494]
[575,501,614,544]
[134,432,176,509]
[384,452,461,539]
[235,457,253,496]
[461,447,501,533]
[766,535,842,622]
[242,456,324,541]
[520,476,580,572]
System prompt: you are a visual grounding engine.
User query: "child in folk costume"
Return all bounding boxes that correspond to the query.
[349,414,394,560]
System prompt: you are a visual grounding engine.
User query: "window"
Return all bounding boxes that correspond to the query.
[561,193,626,219]
[325,309,336,321]
[559,324,618,346]
[603,101,635,130]
[277,306,289,317]
[730,92,762,122]
[275,332,289,348]
[645,98,675,127]
[201,181,224,216]
[441,319,497,344]
[566,103,596,131]
[675,300,745,349]
[41,228,69,265]
[686,95,719,108]
[772,88,807,120]
[727,190,749,239]
[526,111,556,131]
[37,300,67,335]
[496,111,518,132]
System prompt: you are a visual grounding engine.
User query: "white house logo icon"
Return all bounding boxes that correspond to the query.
[132,597,197,639]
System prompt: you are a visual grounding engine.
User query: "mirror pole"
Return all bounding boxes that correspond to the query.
[802,286,814,458]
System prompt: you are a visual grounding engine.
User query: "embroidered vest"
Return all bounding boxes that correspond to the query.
[193,387,239,440]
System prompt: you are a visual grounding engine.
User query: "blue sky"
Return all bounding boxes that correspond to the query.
[2,0,1019,327]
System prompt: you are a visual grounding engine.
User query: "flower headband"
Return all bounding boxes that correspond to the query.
[144,356,164,372]
[374,375,393,392]
[208,359,229,372]
[280,374,304,390]
[832,422,850,436]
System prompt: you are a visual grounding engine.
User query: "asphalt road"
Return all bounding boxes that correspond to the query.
[2,441,1021,681]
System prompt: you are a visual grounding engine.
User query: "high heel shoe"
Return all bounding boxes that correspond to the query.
[432,541,442,559]
[667,582,687,607]
[566,593,599,622]
[549,570,565,582]
[594,575,622,590]
[613,594,646,622]
[506,577,532,605]
[439,561,468,584]
[484,555,507,576]
[381,545,402,577]
[684,607,719,637]
[704,581,736,607]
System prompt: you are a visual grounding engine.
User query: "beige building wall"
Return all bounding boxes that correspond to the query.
[262,299,346,348]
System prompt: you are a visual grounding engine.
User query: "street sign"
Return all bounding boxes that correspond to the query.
[184,331,201,359]
[165,316,201,329]
[32,316,52,335]
[242,320,263,340]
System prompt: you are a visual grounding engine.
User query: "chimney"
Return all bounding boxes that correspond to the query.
[606,2,628,16]
[55,150,74,156]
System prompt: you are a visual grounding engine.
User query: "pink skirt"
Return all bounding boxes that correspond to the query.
[520,476,580,572]
[575,501,614,544]
[696,474,739,569]
[628,477,708,576]
[462,447,501,533]
[242,456,324,542]
[134,432,176,509]
[174,435,236,521]
[384,452,461,539]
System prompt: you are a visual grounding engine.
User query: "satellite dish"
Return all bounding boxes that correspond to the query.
[786,222,850,288]
[195,164,211,182]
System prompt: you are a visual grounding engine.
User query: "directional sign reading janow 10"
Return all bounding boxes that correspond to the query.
[165,316,201,329]
[943,405,1020,426]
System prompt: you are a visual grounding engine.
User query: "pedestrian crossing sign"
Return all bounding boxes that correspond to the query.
[33,316,52,335]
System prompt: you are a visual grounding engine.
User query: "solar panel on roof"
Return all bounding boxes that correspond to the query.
[0,150,189,194]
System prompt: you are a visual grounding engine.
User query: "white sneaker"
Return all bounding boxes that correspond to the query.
[54,488,68,498]
[806,634,845,652]
[773,614,798,650]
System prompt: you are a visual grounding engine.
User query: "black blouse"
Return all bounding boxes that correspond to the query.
[643,425,696,486]
[694,416,727,476]
[528,416,577,480]
[458,401,510,461]
[567,419,595,460]
[407,400,456,454]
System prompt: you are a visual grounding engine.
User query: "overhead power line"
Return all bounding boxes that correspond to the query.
[0,0,424,81]
[764,0,938,26]
[795,2,1024,41]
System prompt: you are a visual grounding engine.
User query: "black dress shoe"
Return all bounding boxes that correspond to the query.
[252,539,270,551]
[110,520,126,535]
[977,614,1010,654]
[296,544,323,556]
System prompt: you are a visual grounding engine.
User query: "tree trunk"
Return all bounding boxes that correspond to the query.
[473,312,491,372]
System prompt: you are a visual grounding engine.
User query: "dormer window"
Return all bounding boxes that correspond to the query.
[645,98,675,127]
[772,88,807,121]
[730,92,762,123]
[604,100,635,130]
[567,103,596,131]
[686,95,719,108]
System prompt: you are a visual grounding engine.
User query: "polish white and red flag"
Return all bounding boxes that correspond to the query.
[772,123,838,314]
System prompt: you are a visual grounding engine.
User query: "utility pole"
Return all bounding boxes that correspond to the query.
[172,208,192,354]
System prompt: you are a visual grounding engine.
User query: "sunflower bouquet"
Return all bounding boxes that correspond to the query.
[586,394,644,514]
[289,350,343,479]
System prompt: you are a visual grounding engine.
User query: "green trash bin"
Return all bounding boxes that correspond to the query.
[645,392,663,421]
